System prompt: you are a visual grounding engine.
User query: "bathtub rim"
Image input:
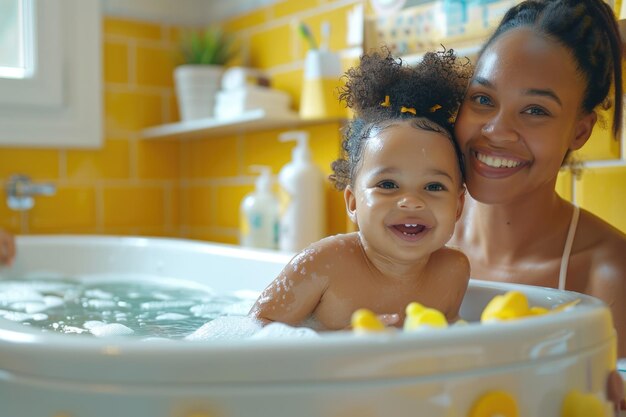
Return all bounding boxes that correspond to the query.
[0,235,617,385]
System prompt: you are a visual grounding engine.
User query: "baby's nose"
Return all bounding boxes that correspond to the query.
[397,195,425,209]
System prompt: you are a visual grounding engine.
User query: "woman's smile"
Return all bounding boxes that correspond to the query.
[470,149,528,179]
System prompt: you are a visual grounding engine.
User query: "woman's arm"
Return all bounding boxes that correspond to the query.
[588,237,626,358]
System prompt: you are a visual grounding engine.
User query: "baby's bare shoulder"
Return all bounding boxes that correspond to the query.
[305,232,361,258]
[286,233,362,277]
[436,246,470,265]
[431,246,471,278]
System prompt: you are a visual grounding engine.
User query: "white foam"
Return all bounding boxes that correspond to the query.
[90,323,134,337]
[0,289,44,304]
[43,296,64,308]
[85,299,117,309]
[249,322,319,339]
[185,316,263,341]
[83,320,106,329]
[10,301,48,314]
[2,311,37,322]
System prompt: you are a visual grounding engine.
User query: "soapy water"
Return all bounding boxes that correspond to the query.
[0,276,269,339]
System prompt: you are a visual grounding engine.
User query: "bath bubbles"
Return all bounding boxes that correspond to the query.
[90,323,134,337]
[0,277,259,339]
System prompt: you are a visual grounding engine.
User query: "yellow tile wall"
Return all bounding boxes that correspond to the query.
[562,80,626,233]
[0,17,181,237]
[177,0,364,244]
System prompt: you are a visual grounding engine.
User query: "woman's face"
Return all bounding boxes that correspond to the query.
[344,121,465,263]
[454,28,596,204]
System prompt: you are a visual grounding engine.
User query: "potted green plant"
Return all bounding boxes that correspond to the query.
[174,27,237,121]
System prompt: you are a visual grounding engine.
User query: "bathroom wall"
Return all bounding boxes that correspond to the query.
[0,0,623,243]
[178,0,363,243]
[0,18,182,237]
[0,0,360,243]
[555,78,626,233]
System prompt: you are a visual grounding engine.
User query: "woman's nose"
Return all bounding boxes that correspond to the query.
[397,194,425,210]
[481,110,519,143]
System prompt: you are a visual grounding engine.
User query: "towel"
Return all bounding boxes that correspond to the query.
[215,86,292,119]
[221,67,270,90]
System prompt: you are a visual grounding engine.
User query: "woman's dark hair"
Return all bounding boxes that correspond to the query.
[481,0,623,137]
[330,48,472,190]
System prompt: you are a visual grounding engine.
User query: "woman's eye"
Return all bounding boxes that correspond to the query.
[377,180,398,189]
[523,106,549,116]
[471,94,493,106]
[425,183,446,192]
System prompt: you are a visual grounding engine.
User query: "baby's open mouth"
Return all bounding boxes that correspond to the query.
[392,224,427,237]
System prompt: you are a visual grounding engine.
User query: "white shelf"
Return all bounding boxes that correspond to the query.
[141,109,344,140]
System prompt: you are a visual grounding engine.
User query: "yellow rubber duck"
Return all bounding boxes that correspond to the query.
[481,291,581,323]
[561,390,608,417]
[468,390,519,417]
[403,302,448,331]
[351,308,386,333]
[481,291,531,322]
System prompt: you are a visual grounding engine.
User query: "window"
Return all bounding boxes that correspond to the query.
[0,0,31,79]
[0,0,101,148]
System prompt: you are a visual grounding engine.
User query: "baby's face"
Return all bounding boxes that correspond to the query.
[345,121,464,262]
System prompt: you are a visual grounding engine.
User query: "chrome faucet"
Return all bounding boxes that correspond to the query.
[6,174,56,211]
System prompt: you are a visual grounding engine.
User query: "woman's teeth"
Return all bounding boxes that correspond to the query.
[476,152,521,168]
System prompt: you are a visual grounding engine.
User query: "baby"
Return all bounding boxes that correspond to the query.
[250,49,472,330]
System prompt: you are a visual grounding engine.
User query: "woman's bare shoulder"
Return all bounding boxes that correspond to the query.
[577,209,626,285]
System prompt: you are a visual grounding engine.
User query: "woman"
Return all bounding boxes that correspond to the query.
[451,0,626,359]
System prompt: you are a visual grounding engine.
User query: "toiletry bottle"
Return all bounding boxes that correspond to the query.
[300,22,345,120]
[277,131,326,252]
[239,165,280,250]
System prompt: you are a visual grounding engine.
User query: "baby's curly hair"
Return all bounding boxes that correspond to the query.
[330,48,472,190]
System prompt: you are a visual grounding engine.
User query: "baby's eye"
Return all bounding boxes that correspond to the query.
[376,180,398,189]
[523,106,549,116]
[425,183,446,192]
[471,94,493,107]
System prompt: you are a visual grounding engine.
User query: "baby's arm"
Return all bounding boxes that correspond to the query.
[442,248,471,323]
[249,249,329,327]
[0,229,16,266]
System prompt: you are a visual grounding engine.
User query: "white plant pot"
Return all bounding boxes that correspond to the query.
[174,64,224,121]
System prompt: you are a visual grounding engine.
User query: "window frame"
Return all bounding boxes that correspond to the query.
[0,0,102,148]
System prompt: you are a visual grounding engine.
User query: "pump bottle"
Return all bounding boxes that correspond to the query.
[277,131,326,252]
[239,165,280,250]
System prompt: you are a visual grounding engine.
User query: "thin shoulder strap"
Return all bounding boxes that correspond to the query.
[558,205,580,291]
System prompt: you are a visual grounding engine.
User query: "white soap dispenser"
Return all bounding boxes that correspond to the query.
[278,131,326,252]
[239,165,280,250]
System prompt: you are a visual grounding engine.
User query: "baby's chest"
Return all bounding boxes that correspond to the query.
[316,278,450,329]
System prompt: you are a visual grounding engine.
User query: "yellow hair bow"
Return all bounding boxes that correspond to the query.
[401,106,416,115]
[380,95,391,107]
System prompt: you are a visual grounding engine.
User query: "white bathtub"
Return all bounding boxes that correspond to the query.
[0,235,619,417]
